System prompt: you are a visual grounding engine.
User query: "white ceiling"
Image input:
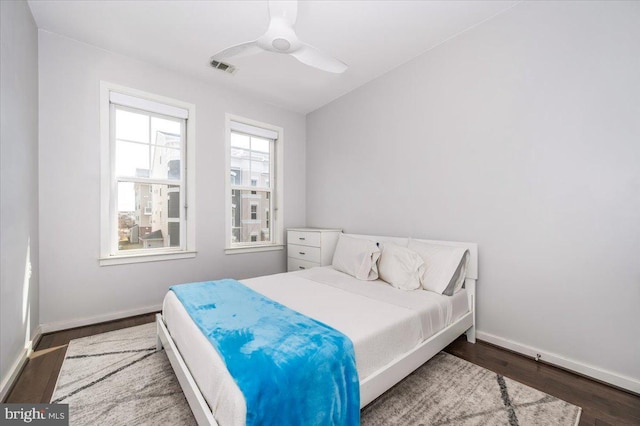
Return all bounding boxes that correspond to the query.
[28,0,518,114]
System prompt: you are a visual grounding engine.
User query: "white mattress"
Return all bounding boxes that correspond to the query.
[162,266,469,426]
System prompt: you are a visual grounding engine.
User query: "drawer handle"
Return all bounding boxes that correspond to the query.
[299,237,306,241]
[299,252,306,255]
[299,266,305,270]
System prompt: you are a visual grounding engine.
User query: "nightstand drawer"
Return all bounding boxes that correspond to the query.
[288,230,321,247]
[287,228,341,269]
[288,257,320,272]
[288,244,321,263]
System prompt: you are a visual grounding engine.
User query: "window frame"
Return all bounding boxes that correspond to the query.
[99,81,197,266]
[225,113,284,254]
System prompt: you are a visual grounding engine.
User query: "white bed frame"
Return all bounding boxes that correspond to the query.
[156,236,478,426]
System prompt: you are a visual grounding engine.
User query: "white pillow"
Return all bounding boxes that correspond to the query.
[332,234,381,280]
[378,243,425,291]
[408,239,470,295]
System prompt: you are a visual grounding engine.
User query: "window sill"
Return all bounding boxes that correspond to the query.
[225,244,284,255]
[99,250,197,266]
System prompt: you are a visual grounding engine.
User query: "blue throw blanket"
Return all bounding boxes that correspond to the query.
[170,279,359,426]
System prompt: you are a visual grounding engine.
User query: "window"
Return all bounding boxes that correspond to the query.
[230,168,241,185]
[226,114,283,252]
[100,82,196,265]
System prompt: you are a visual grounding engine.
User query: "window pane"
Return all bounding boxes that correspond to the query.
[118,181,136,212]
[149,144,181,180]
[116,141,150,178]
[151,116,180,137]
[230,168,241,185]
[251,137,270,153]
[115,111,182,180]
[150,124,182,180]
[230,147,250,186]
[167,185,180,218]
[231,132,250,149]
[230,135,271,188]
[115,109,149,143]
[230,189,271,244]
[118,182,181,250]
[251,148,269,188]
[168,222,180,247]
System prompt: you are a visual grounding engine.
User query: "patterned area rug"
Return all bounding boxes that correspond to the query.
[361,353,581,426]
[51,323,195,425]
[52,323,581,425]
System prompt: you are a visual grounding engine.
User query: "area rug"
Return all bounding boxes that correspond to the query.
[52,323,581,425]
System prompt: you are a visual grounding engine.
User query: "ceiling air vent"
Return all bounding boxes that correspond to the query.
[210,58,237,75]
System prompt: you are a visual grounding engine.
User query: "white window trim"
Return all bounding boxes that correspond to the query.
[225,113,284,254]
[99,81,197,266]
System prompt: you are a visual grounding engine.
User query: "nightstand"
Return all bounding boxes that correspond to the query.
[287,228,342,272]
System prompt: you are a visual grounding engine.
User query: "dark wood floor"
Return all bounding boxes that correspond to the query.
[5,314,639,425]
[446,337,640,426]
[5,313,157,404]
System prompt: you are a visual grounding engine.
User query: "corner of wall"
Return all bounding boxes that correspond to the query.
[0,0,40,401]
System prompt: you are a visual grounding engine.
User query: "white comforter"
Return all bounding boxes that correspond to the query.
[162,266,469,426]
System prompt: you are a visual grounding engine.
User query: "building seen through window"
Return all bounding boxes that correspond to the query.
[114,107,184,251]
[229,130,273,245]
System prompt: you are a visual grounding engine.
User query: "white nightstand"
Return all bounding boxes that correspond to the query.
[287,228,342,272]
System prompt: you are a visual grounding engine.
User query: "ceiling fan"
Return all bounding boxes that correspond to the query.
[211,0,348,74]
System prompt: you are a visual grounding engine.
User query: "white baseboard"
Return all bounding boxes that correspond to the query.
[40,304,162,334]
[0,348,29,402]
[477,331,640,394]
[0,325,42,402]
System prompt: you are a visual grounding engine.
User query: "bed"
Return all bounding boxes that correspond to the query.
[156,235,478,425]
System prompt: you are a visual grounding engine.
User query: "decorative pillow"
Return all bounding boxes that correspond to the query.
[407,239,470,296]
[378,243,425,291]
[332,234,381,280]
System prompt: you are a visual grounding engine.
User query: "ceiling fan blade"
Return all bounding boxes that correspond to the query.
[290,44,348,74]
[212,40,263,61]
[269,0,297,26]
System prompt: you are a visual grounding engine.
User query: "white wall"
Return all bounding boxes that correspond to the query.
[0,0,40,395]
[38,31,306,328]
[307,1,640,390]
